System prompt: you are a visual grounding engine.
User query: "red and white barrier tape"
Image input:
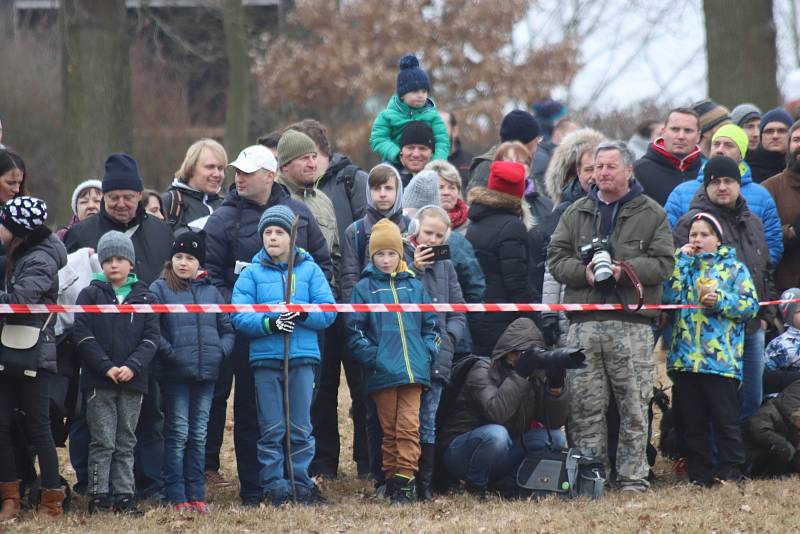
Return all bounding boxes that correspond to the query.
[0,299,796,314]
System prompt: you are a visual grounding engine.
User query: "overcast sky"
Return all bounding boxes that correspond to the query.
[520,0,800,112]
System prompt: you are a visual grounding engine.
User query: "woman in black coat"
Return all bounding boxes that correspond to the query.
[466,161,535,357]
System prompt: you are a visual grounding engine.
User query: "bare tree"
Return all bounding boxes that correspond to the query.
[223,0,251,155]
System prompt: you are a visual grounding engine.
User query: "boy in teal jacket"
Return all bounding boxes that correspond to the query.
[231,205,336,505]
[370,54,450,163]
[346,218,440,504]
[662,212,758,487]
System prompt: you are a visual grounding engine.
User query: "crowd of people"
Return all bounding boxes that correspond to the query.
[1,54,800,520]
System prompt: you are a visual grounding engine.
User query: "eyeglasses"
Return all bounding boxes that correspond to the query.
[763,128,788,136]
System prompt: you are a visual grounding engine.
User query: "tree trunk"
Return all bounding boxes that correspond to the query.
[223,0,251,156]
[703,0,779,111]
[61,0,132,211]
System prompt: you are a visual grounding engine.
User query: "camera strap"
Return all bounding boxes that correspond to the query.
[613,260,644,312]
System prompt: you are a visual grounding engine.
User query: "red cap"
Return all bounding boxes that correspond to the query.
[488,161,526,198]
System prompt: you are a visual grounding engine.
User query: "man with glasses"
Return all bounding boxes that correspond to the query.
[674,155,776,422]
[64,153,174,501]
[747,108,794,184]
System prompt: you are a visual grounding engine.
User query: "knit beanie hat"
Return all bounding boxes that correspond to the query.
[368,218,403,261]
[399,121,435,151]
[102,153,144,193]
[488,161,526,198]
[703,156,741,189]
[760,107,794,134]
[258,204,296,236]
[711,124,749,160]
[70,179,102,215]
[172,230,206,265]
[779,288,800,325]
[500,110,540,144]
[97,230,135,266]
[692,99,731,135]
[277,129,317,168]
[402,170,441,211]
[730,103,762,127]
[690,212,724,241]
[396,54,430,97]
[0,196,47,237]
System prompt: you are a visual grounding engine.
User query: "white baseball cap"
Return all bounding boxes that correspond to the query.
[228,145,278,173]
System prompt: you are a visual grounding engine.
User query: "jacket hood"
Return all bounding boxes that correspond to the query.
[544,128,606,204]
[647,138,703,172]
[695,160,752,185]
[322,153,354,181]
[490,318,544,361]
[467,185,524,218]
[252,246,312,270]
[169,179,222,201]
[365,163,405,218]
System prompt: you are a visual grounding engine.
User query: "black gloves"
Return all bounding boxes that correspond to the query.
[546,368,566,389]
[268,311,300,334]
[541,314,560,346]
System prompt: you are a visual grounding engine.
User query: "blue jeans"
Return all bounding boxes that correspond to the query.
[161,381,214,504]
[443,424,566,486]
[419,381,443,445]
[739,328,765,421]
[253,364,316,499]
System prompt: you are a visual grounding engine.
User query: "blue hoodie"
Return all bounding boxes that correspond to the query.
[664,161,783,265]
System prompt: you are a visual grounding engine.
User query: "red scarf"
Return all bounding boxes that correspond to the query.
[448,198,469,230]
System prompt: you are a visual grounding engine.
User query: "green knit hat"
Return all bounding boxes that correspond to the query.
[277,129,317,168]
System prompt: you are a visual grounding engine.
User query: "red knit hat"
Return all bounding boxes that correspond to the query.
[488,161,526,198]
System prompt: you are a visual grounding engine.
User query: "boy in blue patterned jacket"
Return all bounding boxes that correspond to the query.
[662,212,759,486]
[763,288,800,394]
[346,218,440,505]
[231,206,336,506]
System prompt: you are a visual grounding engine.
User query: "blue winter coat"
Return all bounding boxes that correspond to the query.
[231,247,336,368]
[346,263,440,393]
[149,275,236,383]
[662,246,759,381]
[664,161,783,265]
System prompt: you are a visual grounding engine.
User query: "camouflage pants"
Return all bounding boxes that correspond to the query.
[566,320,654,487]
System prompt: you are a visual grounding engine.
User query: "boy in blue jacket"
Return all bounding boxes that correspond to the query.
[346,218,440,505]
[231,205,335,506]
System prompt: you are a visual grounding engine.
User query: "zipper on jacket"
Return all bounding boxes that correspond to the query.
[390,275,414,383]
[191,284,203,379]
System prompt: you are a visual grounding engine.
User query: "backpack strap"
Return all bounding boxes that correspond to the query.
[166,189,184,226]
[354,218,367,268]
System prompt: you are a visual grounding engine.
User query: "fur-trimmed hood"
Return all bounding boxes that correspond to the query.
[467,186,533,230]
[544,128,606,205]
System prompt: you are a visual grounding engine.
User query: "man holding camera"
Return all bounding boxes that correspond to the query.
[548,141,675,493]
[438,318,584,495]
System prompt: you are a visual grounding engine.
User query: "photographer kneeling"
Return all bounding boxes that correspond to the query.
[438,318,584,495]
[547,141,674,493]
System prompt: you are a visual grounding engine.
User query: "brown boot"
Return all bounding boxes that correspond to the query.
[0,481,20,521]
[38,487,65,520]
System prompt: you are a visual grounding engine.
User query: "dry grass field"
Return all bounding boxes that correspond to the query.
[7,349,800,533]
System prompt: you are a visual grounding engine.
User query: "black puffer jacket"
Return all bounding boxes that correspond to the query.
[744,379,800,468]
[316,153,369,247]
[673,190,775,328]
[73,279,160,394]
[204,183,333,300]
[746,145,786,184]
[64,202,174,285]
[161,181,223,235]
[0,228,67,373]
[466,186,534,357]
[439,318,569,451]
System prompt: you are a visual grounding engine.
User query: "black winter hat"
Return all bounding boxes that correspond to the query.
[703,156,741,189]
[500,110,541,144]
[172,230,206,265]
[399,120,435,151]
[396,54,430,97]
[102,153,144,193]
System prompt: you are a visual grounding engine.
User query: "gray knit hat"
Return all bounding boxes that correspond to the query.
[71,179,102,215]
[97,230,135,266]
[277,129,317,168]
[779,288,800,326]
[402,169,440,211]
[730,103,762,127]
[258,205,296,236]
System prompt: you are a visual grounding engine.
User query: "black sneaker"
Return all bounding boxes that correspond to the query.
[113,495,144,517]
[88,493,112,515]
[297,485,328,506]
[390,475,417,505]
